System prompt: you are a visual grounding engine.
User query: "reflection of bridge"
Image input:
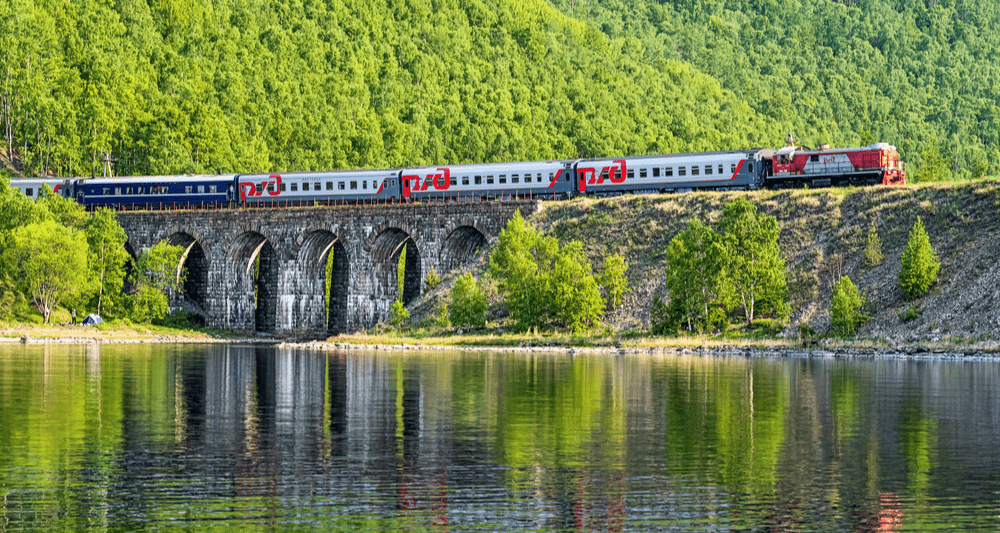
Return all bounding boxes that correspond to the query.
[116,201,537,337]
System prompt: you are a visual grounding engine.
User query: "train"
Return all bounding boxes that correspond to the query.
[7,142,905,207]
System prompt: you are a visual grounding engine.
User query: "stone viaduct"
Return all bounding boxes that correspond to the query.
[115,200,538,338]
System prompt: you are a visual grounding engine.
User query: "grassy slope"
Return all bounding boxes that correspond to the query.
[522,180,1000,341]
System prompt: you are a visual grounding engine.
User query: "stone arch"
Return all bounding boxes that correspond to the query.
[227,231,278,334]
[297,229,351,336]
[370,227,422,305]
[166,232,210,309]
[439,225,489,274]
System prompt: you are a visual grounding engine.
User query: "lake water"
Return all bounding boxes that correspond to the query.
[1,343,998,531]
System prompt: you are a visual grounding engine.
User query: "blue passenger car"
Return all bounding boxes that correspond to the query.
[75,175,238,207]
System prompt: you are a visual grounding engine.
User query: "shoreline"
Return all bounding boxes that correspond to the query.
[4,328,999,361]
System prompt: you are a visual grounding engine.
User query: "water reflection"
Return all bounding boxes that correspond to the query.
[1,344,1000,530]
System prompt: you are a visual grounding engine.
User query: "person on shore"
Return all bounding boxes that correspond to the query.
[72,309,76,324]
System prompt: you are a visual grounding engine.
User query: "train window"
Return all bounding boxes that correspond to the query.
[811,155,819,162]
[266,184,274,193]
[600,169,609,181]
[665,167,673,177]
[125,187,132,195]
[255,183,263,194]
[475,176,482,185]
[326,182,333,190]
[626,169,634,179]
[678,167,686,177]
[525,174,531,183]
[350,181,357,190]
[718,164,723,174]
[512,175,519,184]
[731,164,736,173]
[462,176,470,185]
[365,181,370,189]
[748,163,754,172]
[116,187,122,195]
[210,186,217,193]
[137,186,144,194]
[291,183,298,192]
[499,175,506,184]
[639,168,647,178]
[198,185,205,193]
[692,166,699,176]
[162,187,169,194]
[339,182,345,190]
[450,175,457,186]
[487,176,494,185]
[652,168,660,177]
[103,188,110,195]
[25,188,32,197]
[313,182,321,191]
[550,173,556,181]
[538,173,543,182]
[278,183,285,192]
[705,165,712,175]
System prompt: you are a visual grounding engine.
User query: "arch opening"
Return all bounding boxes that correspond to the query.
[300,230,351,337]
[167,232,210,313]
[440,226,488,274]
[371,228,422,306]
[123,241,138,296]
[228,232,278,334]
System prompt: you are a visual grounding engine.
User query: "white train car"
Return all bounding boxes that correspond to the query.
[574,151,763,195]
[237,169,404,205]
[9,178,75,200]
[403,160,575,200]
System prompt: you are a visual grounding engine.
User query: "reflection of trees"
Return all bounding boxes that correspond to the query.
[7,346,1000,529]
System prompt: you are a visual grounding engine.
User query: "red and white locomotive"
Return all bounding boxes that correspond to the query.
[760,142,905,188]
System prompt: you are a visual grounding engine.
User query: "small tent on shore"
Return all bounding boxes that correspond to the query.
[82,314,103,326]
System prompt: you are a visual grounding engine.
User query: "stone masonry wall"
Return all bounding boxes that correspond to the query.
[116,200,539,338]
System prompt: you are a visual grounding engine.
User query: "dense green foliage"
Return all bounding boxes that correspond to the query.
[598,253,629,310]
[830,275,865,336]
[899,216,940,299]
[450,273,487,329]
[551,0,1000,180]
[661,218,730,333]
[86,207,131,315]
[1,0,779,178]
[719,197,789,326]
[0,176,187,325]
[1,219,90,323]
[489,210,605,333]
[655,198,788,333]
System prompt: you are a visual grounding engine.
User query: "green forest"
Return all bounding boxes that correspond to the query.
[1,0,996,180]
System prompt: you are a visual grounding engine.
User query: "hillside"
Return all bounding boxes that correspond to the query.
[550,0,1000,181]
[513,182,1000,342]
[407,182,1000,343]
[0,0,778,178]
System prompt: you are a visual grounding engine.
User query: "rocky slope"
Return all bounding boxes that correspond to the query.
[409,179,1000,344]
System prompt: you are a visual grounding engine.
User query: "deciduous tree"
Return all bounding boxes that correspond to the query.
[719,197,788,327]
[1,219,90,324]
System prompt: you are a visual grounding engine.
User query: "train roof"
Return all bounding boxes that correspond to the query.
[77,174,238,182]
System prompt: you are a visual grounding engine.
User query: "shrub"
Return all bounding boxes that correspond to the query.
[899,216,940,299]
[863,224,884,268]
[901,305,921,322]
[424,267,441,291]
[389,298,409,327]
[450,273,487,329]
[432,301,450,329]
[830,276,865,336]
